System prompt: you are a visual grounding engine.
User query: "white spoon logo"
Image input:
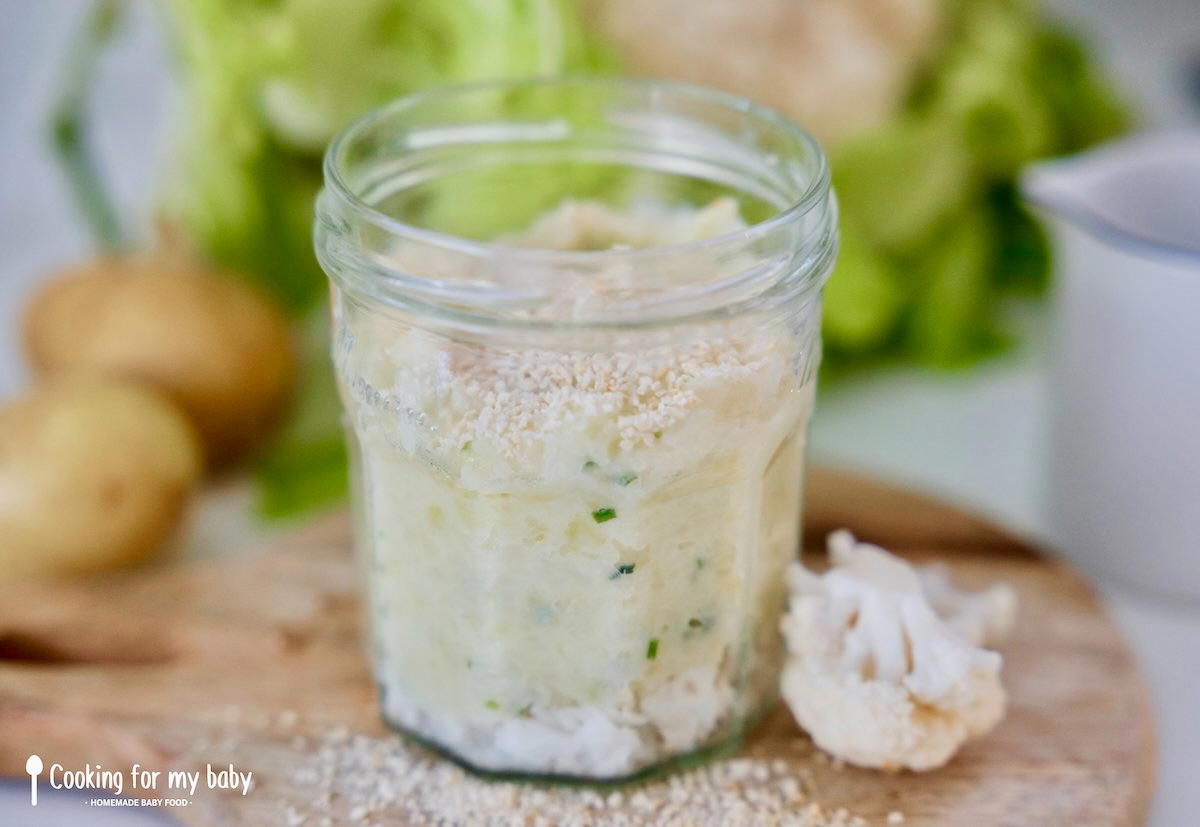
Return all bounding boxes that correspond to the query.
[26,755,42,806]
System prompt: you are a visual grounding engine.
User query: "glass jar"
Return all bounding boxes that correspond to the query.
[315,78,836,781]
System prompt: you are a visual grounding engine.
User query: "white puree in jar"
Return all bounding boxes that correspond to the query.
[337,199,816,777]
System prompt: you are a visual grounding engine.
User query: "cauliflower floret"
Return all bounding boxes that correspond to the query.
[780,530,1013,771]
[919,564,1017,648]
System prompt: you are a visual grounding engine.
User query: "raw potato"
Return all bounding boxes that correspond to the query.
[23,252,295,465]
[582,0,943,143]
[0,380,202,580]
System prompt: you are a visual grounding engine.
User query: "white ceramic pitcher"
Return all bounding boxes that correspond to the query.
[1022,131,1200,601]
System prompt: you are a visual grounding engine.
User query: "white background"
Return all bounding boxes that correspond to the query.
[2,1,1198,824]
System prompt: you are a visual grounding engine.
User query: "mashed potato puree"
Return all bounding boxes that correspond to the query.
[335,201,817,777]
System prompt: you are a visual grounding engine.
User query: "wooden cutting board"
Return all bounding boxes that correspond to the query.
[0,469,1154,826]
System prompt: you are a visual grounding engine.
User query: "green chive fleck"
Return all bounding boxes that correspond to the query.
[484,699,499,710]
[583,459,598,471]
[646,638,659,660]
[518,704,533,718]
[614,471,638,486]
[609,563,635,580]
[461,440,472,452]
[592,507,617,523]
[688,617,703,629]
[653,430,663,440]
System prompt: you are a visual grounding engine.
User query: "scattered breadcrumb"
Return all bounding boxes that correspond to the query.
[181,712,890,826]
[278,726,870,827]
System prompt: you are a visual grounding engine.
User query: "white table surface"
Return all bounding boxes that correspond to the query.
[2,1,1198,824]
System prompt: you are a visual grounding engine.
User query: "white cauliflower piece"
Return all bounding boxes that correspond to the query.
[919,564,1017,648]
[780,530,1012,771]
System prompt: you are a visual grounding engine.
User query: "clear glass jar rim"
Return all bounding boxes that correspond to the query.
[317,76,837,334]
[321,76,832,266]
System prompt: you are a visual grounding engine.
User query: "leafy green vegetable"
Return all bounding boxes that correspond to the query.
[257,0,614,154]
[823,0,1128,370]
[256,434,348,520]
[646,638,659,660]
[988,184,1051,296]
[1026,28,1130,152]
[822,223,903,356]
[933,1,1058,179]
[256,309,348,518]
[158,0,612,314]
[906,211,995,368]
[833,118,975,254]
[159,0,327,313]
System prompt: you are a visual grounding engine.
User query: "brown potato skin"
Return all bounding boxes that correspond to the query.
[0,379,203,580]
[23,252,295,466]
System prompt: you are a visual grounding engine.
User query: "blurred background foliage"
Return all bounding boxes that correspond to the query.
[824,1,1127,370]
[54,0,1127,518]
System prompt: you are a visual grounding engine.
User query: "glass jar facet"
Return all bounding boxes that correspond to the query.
[316,78,835,780]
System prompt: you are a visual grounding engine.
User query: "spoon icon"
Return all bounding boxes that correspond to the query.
[25,755,42,806]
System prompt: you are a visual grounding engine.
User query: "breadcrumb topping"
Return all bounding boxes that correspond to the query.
[347,198,800,463]
[428,335,786,457]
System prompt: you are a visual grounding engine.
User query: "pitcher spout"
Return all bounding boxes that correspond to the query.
[1021,130,1200,257]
